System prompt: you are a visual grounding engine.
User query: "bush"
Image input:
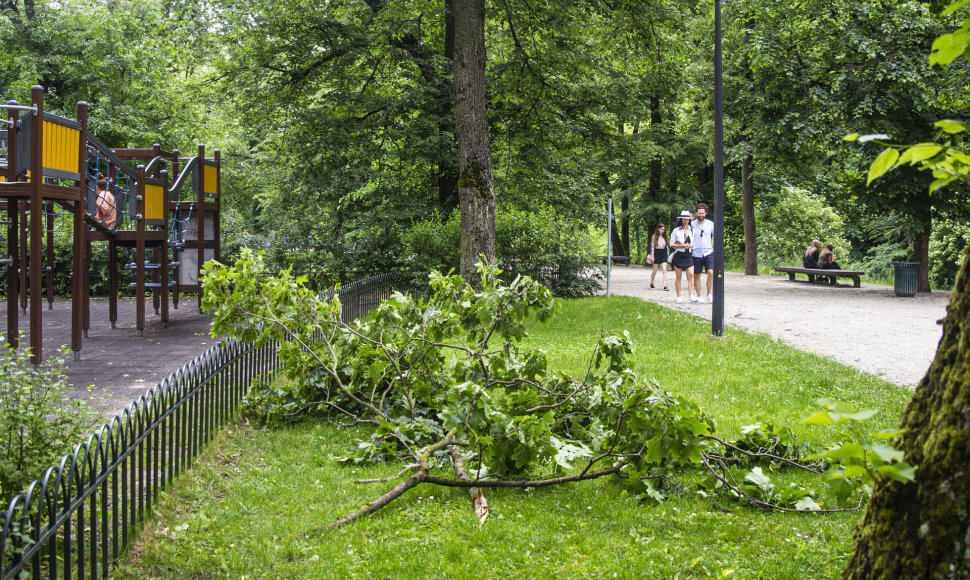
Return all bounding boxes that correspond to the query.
[929,216,970,290]
[0,339,101,504]
[756,186,850,266]
[402,207,601,297]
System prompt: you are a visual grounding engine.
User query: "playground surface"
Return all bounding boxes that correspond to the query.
[0,297,216,416]
[604,266,950,387]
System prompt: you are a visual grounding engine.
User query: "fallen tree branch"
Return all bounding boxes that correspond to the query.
[450,446,489,526]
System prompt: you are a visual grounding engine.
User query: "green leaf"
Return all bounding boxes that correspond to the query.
[822,442,866,461]
[794,496,821,511]
[866,444,905,464]
[801,411,836,425]
[942,0,970,16]
[843,133,859,141]
[935,120,970,134]
[898,144,944,166]
[868,148,900,185]
[877,462,916,483]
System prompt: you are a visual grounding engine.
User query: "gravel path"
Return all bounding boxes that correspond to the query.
[603,266,949,388]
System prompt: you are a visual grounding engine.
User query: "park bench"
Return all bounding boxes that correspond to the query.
[598,255,631,266]
[774,266,864,287]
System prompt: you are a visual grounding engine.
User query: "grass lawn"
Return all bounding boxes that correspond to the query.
[115,296,913,579]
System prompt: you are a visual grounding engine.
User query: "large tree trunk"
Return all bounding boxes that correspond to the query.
[453,0,496,281]
[742,154,757,275]
[844,245,970,577]
[914,221,931,293]
[437,0,459,213]
[648,96,662,207]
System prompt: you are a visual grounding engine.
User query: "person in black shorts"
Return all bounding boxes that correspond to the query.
[649,224,669,290]
[670,210,695,303]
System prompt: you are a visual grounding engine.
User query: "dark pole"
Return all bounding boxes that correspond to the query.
[712,0,725,336]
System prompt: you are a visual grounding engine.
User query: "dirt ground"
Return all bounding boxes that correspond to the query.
[602,265,950,388]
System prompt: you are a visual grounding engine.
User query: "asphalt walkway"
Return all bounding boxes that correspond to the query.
[1,296,216,416]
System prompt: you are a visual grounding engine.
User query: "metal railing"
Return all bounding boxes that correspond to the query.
[1,271,408,579]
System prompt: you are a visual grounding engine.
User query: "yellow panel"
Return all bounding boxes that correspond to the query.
[204,164,218,195]
[145,183,165,221]
[41,120,80,175]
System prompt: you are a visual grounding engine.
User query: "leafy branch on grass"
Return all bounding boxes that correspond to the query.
[201,250,911,526]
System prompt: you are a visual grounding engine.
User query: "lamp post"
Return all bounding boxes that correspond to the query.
[712,0,726,337]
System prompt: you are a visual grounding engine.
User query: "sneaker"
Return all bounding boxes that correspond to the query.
[675,297,684,304]
[663,287,669,291]
[650,284,655,289]
[707,295,713,304]
[689,295,698,303]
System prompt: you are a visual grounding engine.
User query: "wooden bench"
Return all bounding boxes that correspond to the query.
[774,266,864,287]
[598,255,631,266]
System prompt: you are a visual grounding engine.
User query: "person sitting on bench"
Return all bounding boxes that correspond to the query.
[802,239,821,282]
[817,243,841,284]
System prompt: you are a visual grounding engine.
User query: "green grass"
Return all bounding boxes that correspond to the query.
[115,296,913,579]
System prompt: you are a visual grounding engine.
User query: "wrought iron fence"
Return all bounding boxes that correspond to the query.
[1,271,407,579]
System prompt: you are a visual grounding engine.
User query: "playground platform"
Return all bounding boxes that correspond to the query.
[0,297,217,416]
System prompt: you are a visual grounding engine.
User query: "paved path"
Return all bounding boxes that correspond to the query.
[604,266,949,387]
[1,297,217,416]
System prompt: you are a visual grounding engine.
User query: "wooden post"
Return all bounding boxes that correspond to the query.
[19,201,26,313]
[108,240,117,328]
[196,143,204,313]
[45,200,53,309]
[29,85,43,363]
[135,164,146,335]
[214,149,221,264]
[5,100,18,348]
[74,101,87,356]
[160,169,169,327]
[171,149,180,309]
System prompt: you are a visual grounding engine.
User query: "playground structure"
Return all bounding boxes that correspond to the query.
[0,86,221,362]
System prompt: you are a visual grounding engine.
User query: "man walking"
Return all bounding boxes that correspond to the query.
[691,203,714,304]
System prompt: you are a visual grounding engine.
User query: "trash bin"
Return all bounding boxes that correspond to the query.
[892,261,919,297]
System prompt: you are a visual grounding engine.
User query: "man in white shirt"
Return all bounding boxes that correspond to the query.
[691,203,714,304]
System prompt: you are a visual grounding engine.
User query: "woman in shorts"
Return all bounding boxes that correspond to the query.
[669,210,695,304]
[649,224,669,291]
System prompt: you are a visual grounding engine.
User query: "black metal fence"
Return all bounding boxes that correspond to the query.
[1,271,407,579]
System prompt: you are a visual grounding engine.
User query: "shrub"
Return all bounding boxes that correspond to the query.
[756,186,850,266]
[402,207,601,297]
[0,339,101,504]
[929,216,970,290]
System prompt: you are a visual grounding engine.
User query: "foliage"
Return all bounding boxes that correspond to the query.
[402,207,601,298]
[0,339,100,504]
[929,214,970,288]
[755,186,849,266]
[202,252,909,527]
[802,399,915,504]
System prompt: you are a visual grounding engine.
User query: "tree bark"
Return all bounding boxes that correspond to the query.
[914,221,931,293]
[844,245,970,578]
[453,0,496,282]
[742,154,757,275]
[648,96,662,207]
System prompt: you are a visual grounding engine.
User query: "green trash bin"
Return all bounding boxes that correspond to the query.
[892,261,919,297]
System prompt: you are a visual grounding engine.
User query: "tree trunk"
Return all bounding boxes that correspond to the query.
[648,96,662,205]
[844,245,970,577]
[453,0,496,281]
[914,221,931,293]
[437,0,459,213]
[742,154,757,275]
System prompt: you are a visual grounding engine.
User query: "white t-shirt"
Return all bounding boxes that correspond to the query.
[671,226,691,251]
[690,219,714,257]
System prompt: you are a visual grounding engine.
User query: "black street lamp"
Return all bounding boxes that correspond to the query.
[712,0,726,337]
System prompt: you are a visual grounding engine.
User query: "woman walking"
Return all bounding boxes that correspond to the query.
[649,224,669,291]
[670,210,696,304]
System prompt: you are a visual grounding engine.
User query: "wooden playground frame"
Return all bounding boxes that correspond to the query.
[0,86,221,363]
